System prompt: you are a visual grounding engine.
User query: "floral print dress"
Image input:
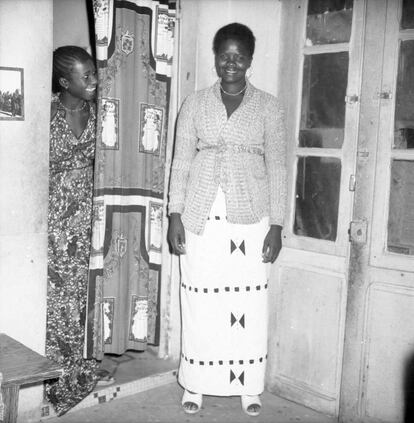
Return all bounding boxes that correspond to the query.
[45,98,98,415]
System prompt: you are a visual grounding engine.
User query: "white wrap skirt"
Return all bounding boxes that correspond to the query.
[179,187,269,396]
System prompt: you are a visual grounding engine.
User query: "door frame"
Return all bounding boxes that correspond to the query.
[267,0,365,417]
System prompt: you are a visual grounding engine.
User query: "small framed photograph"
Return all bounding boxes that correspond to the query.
[101,97,120,150]
[0,67,24,120]
[138,103,164,155]
[148,201,163,252]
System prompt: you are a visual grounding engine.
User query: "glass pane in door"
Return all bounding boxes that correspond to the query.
[387,160,414,255]
[306,0,353,45]
[294,156,341,241]
[394,40,414,149]
[401,0,414,29]
[299,52,349,148]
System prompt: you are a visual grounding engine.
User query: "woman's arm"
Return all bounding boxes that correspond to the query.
[262,96,287,263]
[168,94,198,215]
[167,94,198,255]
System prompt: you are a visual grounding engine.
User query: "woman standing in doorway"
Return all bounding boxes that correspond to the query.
[45,46,102,415]
[168,23,287,417]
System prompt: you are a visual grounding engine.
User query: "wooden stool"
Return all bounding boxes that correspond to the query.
[0,333,62,423]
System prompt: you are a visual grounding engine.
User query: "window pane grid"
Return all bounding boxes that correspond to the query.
[292,0,353,243]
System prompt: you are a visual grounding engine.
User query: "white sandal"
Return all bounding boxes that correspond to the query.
[241,395,262,417]
[182,390,203,414]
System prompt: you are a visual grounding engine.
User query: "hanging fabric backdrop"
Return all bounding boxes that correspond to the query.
[85,0,176,358]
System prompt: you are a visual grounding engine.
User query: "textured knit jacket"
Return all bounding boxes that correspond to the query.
[168,79,287,235]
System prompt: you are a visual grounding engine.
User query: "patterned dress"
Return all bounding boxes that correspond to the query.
[45,98,98,415]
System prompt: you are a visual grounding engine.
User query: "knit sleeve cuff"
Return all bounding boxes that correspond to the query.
[168,203,184,216]
[269,216,284,227]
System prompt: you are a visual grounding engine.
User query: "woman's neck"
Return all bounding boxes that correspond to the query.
[59,92,86,112]
[220,79,247,96]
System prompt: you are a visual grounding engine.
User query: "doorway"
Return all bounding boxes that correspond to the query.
[267,0,360,416]
[51,0,177,399]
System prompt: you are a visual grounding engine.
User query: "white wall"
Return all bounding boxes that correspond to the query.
[0,1,90,419]
[0,0,53,421]
[53,0,92,52]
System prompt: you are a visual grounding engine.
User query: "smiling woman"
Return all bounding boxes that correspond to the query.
[214,25,253,118]
[167,22,287,418]
[45,46,101,416]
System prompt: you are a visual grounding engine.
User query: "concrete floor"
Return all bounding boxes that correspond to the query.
[41,383,338,423]
[97,348,177,386]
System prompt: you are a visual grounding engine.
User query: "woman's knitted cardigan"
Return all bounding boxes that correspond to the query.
[168,79,287,235]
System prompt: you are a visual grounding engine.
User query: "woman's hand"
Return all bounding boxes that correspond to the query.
[167,213,186,255]
[262,225,282,263]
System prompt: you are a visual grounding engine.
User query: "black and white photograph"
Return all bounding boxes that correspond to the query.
[2,1,414,423]
[0,67,24,120]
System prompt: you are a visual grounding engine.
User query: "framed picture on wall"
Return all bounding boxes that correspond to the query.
[138,103,164,155]
[0,67,24,120]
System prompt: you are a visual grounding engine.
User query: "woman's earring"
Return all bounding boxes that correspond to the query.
[59,77,69,91]
[246,68,253,79]
[211,66,218,77]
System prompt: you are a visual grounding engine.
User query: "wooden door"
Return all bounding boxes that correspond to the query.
[267,0,364,417]
[340,1,414,422]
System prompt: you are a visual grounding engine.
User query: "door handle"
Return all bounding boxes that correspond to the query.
[349,219,368,244]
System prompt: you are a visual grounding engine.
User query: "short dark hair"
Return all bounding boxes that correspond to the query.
[52,46,94,93]
[212,23,255,57]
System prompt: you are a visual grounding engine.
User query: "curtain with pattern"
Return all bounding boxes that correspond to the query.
[85,0,176,359]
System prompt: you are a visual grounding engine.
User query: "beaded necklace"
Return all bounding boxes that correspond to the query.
[220,84,247,96]
[59,99,87,112]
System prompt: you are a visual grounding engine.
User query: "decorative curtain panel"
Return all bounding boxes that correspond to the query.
[85,0,176,359]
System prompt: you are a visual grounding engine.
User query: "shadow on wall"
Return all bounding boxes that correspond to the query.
[86,0,95,58]
[404,351,414,423]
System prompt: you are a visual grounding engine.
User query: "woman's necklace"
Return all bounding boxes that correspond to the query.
[220,84,247,96]
[60,99,87,112]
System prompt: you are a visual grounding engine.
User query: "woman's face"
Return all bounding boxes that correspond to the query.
[63,59,97,101]
[215,39,252,85]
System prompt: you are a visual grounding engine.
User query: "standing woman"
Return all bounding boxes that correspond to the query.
[168,23,287,417]
[45,46,99,415]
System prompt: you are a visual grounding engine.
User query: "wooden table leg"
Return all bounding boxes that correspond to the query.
[1,385,19,423]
